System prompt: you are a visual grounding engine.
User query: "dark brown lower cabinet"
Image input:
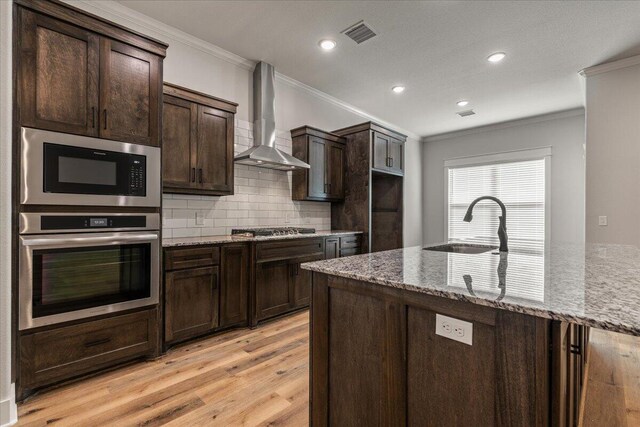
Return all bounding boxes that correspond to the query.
[291,254,323,308]
[254,238,325,323]
[255,253,322,321]
[310,273,580,426]
[19,308,157,397]
[552,322,589,427]
[220,244,250,328]
[324,237,339,259]
[255,260,294,321]
[165,266,219,344]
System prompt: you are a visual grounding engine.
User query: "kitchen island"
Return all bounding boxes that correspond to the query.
[302,243,640,426]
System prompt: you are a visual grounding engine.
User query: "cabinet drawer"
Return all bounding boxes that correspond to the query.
[165,246,220,270]
[340,248,361,257]
[256,238,324,262]
[20,309,157,389]
[340,235,361,249]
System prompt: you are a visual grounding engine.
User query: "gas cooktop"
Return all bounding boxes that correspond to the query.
[231,227,316,237]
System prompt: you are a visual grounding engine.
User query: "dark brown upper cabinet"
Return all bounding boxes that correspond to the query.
[99,39,161,146]
[372,131,404,175]
[291,126,346,202]
[162,83,237,196]
[16,1,166,145]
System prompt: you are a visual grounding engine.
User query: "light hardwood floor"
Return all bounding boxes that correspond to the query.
[16,312,640,426]
[17,311,310,427]
[580,329,640,427]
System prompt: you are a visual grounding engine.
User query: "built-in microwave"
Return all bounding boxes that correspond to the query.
[20,127,161,207]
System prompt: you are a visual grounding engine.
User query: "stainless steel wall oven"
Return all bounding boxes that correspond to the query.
[19,213,160,330]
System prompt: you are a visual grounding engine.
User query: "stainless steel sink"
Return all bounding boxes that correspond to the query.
[423,243,497,254]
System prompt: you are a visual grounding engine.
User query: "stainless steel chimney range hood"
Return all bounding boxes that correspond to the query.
[234,62,310,171]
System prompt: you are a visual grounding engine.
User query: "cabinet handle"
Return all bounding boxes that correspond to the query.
[386,157,390,167]
[84,337,111,348]
[198,168,203,184]
[191,168,196,183]
[324,183,328,193]
[103,109,108,130]
[91,107,96,128]
[390,157,394,167]
[570,344,582,355]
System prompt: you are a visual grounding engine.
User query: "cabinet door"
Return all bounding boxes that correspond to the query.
[18,9,99,136]
[388,137,404,175]
[162,95,197,190]
[308,137,327,199]
[291,254,323,308]
[372,132,390,171]
[220,244,249,328]
[551,322,569,427]
[325,238,339,259]
[255,260,292,321]
[165,266,219,344]
[327,142,345,199]
[99,38,160,146]
[196,105,234,194]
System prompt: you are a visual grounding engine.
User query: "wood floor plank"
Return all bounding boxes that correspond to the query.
[580,328,640,427]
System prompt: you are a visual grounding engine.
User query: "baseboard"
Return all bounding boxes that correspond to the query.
[0,385,17,427]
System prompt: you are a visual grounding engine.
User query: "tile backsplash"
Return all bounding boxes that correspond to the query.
[162,119,331,238]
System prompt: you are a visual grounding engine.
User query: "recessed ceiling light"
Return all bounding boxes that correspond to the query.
[318,39,336,51]
[392,85,405,94]
[456,100,469,107]
[487,52,506,63]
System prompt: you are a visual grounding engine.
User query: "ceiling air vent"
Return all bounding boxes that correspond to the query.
[457,109,476,117]
[342,20,377,44]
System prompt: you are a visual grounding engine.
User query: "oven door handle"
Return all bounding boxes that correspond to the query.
[20,233,159,248]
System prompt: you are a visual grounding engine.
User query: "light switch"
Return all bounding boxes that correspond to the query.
[598,216,608,226]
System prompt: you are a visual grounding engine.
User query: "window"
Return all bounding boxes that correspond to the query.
[445,148,549,252]
[444,148,550,302]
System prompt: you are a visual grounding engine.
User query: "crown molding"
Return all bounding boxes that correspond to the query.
[65,0,255,69]
[423,107,584,143]
[275,73,419,140]
[65,0,419,140]
[580,54,640,77]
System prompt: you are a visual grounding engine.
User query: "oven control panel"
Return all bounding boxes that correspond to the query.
[41,215,147,230]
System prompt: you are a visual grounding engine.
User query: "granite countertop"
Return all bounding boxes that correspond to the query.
[162,230,362,247]
[301,243,640,336]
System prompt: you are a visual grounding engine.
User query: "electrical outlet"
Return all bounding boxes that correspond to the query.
[435,314,473,345]
[598,216,608,226]
[284,212,292,224]
[195,211,205,226]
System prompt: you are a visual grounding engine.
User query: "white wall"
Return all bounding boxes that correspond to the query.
[0,0,16,423]
[66,0,422,246]
[583,57,640,245]
[422,110,585,245]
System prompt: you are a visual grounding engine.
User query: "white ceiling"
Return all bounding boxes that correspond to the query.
[117,0,640,137]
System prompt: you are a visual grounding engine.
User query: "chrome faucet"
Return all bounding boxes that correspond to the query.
[463,196,508,252]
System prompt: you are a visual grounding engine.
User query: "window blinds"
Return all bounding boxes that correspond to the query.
[446,158,546,302]
[447,158,546,253]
